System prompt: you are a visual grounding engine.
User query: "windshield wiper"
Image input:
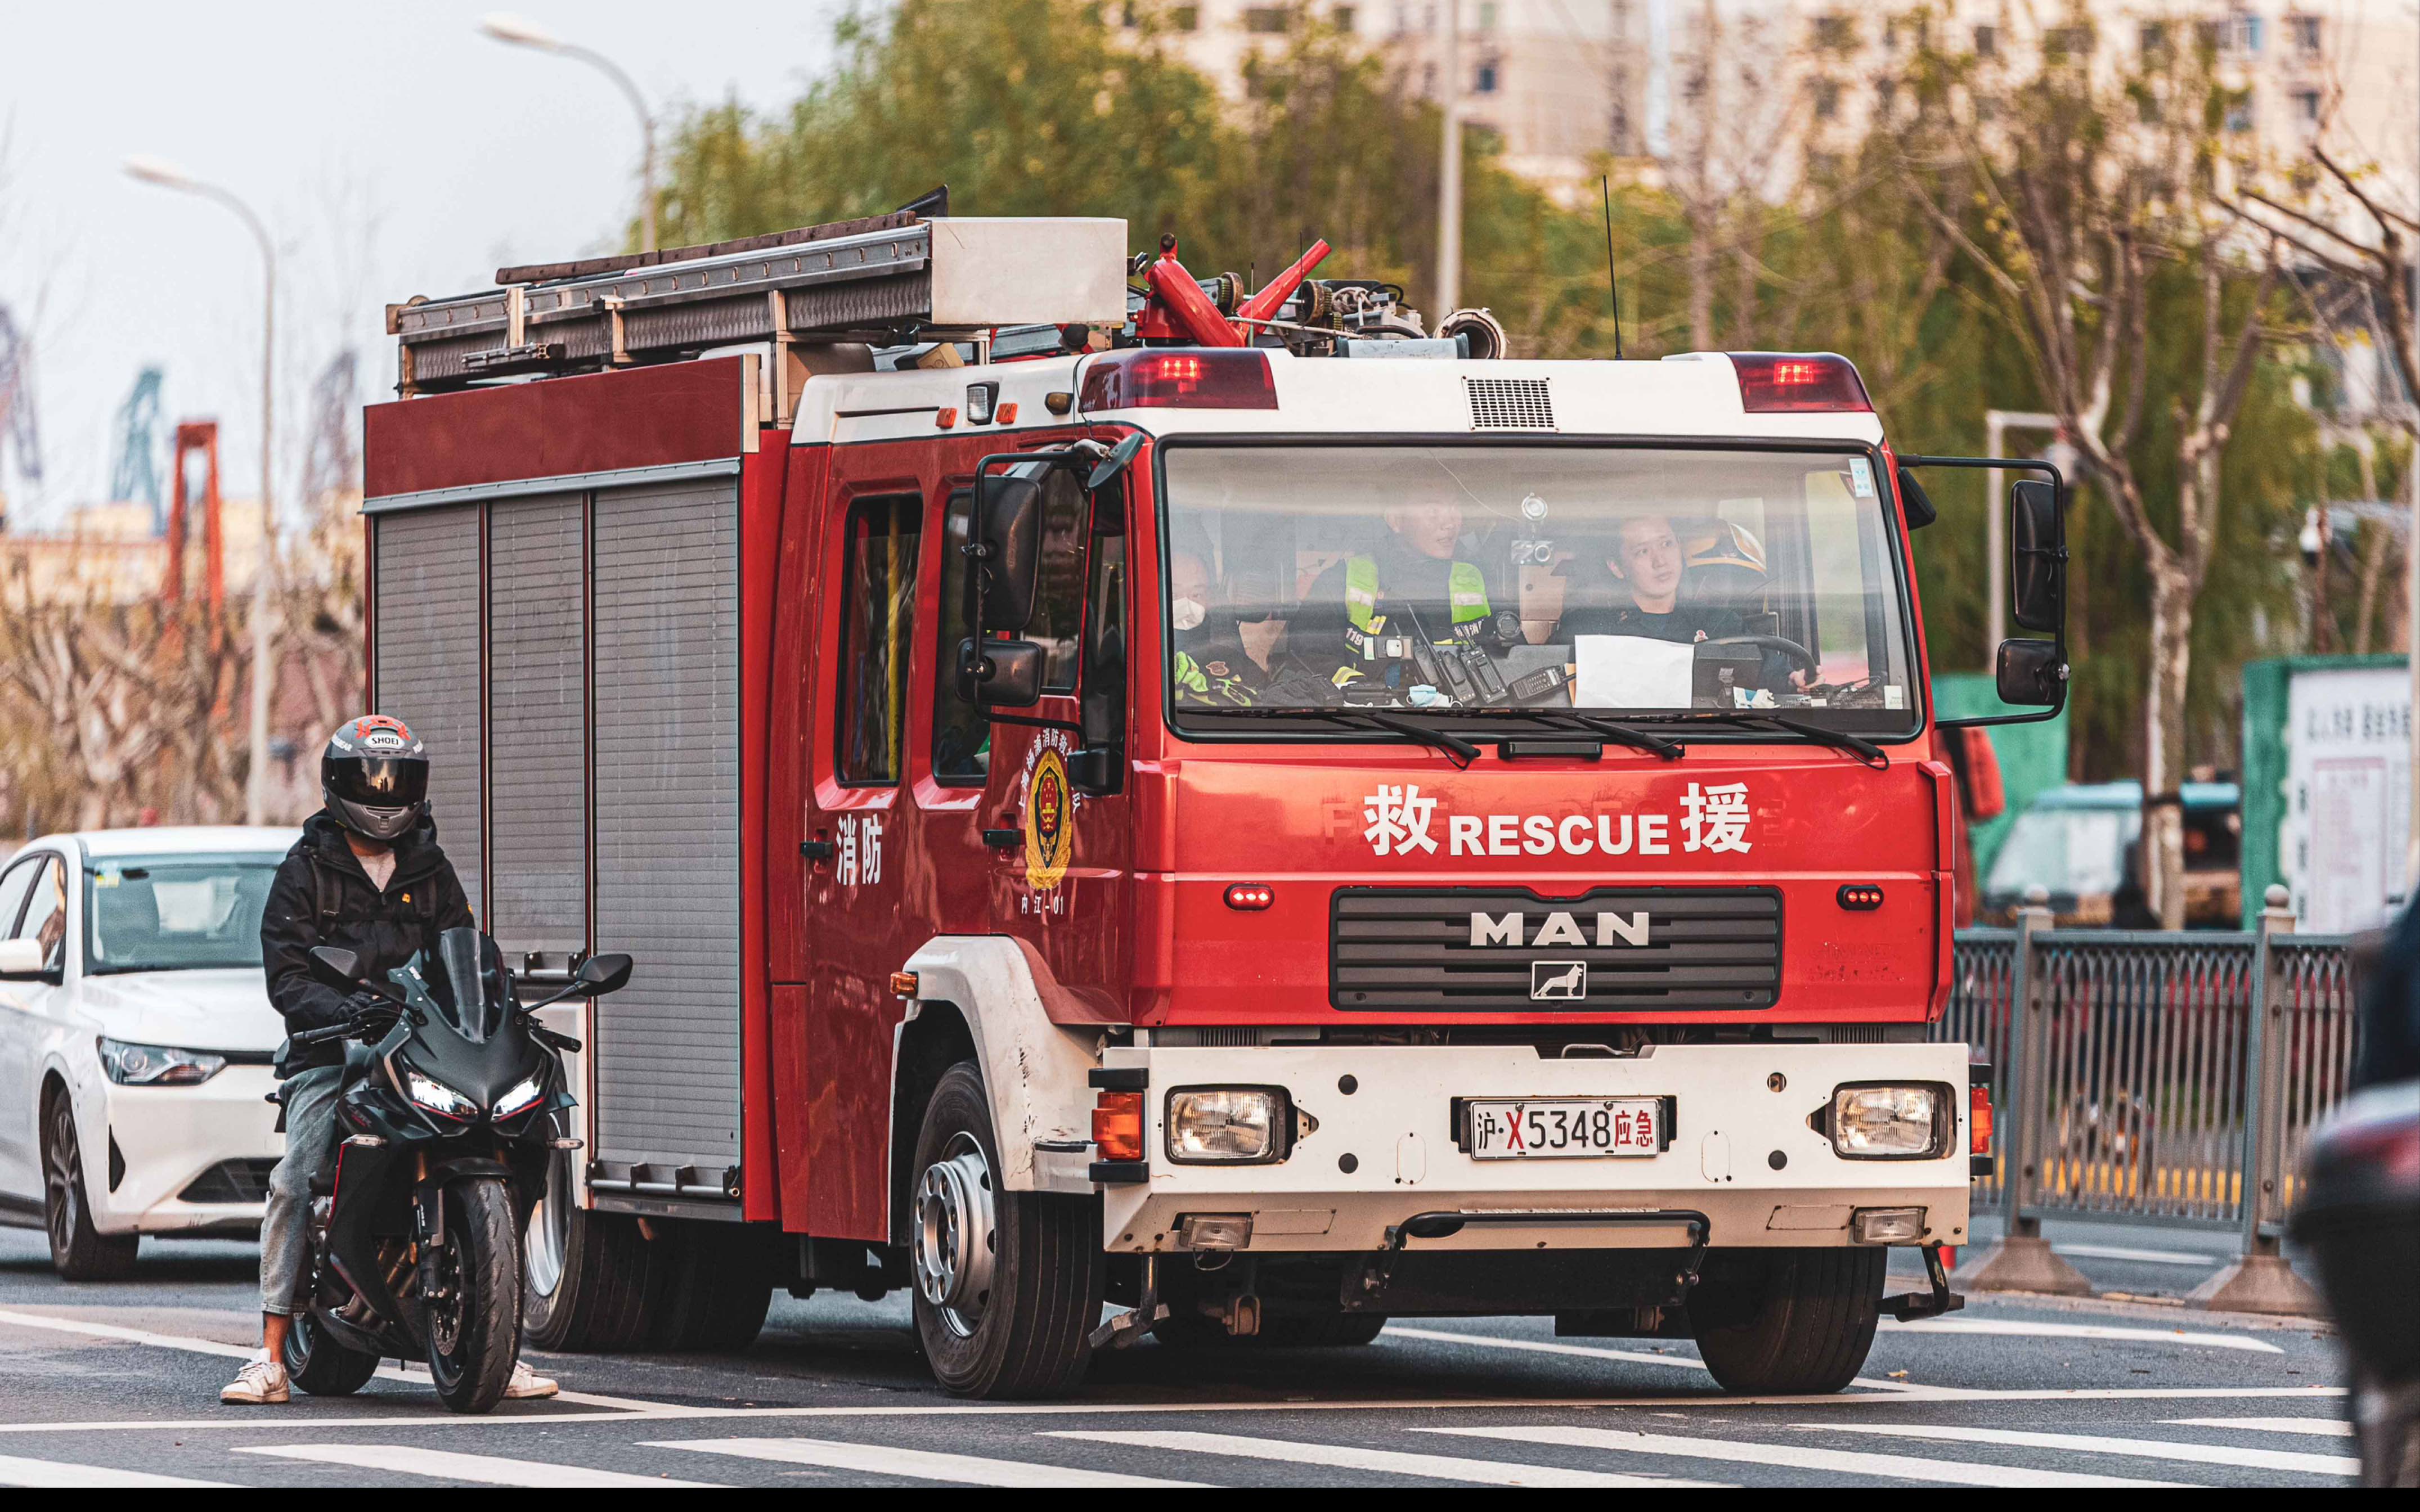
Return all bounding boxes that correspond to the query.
[1689,712,1888,768]
[1520,710,1686,760]
[1204,706,1483,761]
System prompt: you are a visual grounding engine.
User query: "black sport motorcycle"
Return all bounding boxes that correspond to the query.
[2293,1077,2420,1487]
[276,926,628,1414]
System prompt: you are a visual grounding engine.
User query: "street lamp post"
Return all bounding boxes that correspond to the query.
[125,155,276,827]
[481,12,658,254]
[1435,0,1461,316]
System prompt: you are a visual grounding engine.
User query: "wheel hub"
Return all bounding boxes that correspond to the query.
[911,1135,996,1337]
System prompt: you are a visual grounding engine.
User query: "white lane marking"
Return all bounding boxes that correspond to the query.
[653,1437,1202,1487]
[2166,1416,2355,1439]
[1384,1324,1927,1393]
[0,1308,669,1414]
[236,1443,721,1487]
[1878,1317,2284,1353]
[1047,1429,1730,1487]
[2053,1243,2221,1267]
[1802,1421,2360,1477]
[0,1387,2355,1438]
[0,1453,232,1487]
[1425,1425,2183,1488]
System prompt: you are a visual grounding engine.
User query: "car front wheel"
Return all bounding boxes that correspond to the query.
[42,1087,140,1281]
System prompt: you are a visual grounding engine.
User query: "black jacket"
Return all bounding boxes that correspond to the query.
[261,811,475,1073]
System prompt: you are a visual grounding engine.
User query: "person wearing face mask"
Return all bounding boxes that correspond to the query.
[1168,548,1261,706]
[1287,480,1494,694]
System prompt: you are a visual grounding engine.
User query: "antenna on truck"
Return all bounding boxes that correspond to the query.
[1601,176,1624,360]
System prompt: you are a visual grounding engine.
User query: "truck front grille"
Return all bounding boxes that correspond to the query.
[1330,887,1782,1012]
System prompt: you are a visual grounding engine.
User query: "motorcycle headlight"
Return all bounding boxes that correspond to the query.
[98,1037,227,1086]
[404,1069,478,1121]
[492,1072,546,1120]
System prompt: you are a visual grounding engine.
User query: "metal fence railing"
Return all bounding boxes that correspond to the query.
[1938,892,2363,1311]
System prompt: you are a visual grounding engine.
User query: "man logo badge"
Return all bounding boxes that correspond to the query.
[1531,961,1587,1000]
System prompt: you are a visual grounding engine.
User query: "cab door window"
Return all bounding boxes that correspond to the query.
[932,489,988,785]
[1032,469,1090,692]
[836,495,922,785]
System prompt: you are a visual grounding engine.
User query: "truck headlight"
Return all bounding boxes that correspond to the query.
[1166,1088,1288,1164]
[1828,1084,1949,1158]
[98,1037,227,1086]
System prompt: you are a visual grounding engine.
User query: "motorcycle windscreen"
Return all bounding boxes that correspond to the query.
[433,926,509,1042]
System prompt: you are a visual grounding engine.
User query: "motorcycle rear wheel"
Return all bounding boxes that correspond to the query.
[284,1311,380,1396]
[428,1177,522,1414]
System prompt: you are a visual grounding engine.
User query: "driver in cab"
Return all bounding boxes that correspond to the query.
[1289,483,1496,694]
[1556,511,1811,694]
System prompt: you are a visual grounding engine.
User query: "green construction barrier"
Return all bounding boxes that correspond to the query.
[2241,652,2409,930]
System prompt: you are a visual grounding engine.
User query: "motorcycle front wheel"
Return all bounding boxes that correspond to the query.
[428,1177,522,1414]
[284,1310,380,1396]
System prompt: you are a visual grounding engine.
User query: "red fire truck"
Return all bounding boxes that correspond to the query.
[361,208,2065,1398]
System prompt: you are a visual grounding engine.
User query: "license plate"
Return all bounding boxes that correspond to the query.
[1463,1097,1665,1159]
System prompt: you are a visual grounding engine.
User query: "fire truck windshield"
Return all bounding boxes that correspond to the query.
[1159,443,1920,734]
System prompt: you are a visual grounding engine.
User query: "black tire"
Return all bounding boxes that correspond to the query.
[910,1062,1101,1398]
[284,1310,380,1396]
[428,1177,520,1414]
[645,1220,778,1352]
[1687,1246,1885,1395]
[523,1152,665,1352]
[42,1087,139,1282]
[1155,1308,1389,1348]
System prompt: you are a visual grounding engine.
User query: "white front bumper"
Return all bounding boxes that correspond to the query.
[1097,1042,1972,1253]
[95,1065,283,1235]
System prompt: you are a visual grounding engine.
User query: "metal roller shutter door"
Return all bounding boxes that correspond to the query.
[486,494,587,957]
[371,506,483,911]
[590,479,742,1187]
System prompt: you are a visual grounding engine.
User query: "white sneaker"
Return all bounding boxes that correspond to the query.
[503,1359,559,1400]
[221,1350,290,1405]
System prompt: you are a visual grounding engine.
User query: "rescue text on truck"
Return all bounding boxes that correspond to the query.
[360,201,2068,1398]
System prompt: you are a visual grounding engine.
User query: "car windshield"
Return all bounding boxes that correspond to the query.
[83,855,279,975]
[1158,444,1918,731]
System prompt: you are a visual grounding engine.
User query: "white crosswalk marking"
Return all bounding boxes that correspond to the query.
[652,1436,1205,1487]
[1423,1425,2184,1487]
[1876,1318,2285,1353]
[1801,1421,2361,1476]
[0,1454,232,1488]
[236,1444,721,1487]
[2166,1416,2355,1438]
[1047,1429,1731,1487]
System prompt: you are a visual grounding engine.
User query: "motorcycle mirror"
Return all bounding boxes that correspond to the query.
[307,946,364,990]
[575,952,633,996]
[1086,431,1145,491]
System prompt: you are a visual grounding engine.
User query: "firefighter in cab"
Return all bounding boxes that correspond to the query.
[1168,547,1265,706]
[1288,478,1497,694]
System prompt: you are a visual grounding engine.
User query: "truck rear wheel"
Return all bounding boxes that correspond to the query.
[646,1220,778,1352]
[1687,1246,1884,1395]
[910,1062,1101,1398]
[523,1150,663,1352]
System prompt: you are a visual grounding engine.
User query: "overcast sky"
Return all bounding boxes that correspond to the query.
[0,1,841,526]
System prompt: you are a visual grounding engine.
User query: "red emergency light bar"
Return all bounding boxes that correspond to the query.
[1731,352,1873,413]
[1079,348,1278,412]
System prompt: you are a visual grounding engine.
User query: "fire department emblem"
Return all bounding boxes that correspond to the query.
[1023,745,1073,891]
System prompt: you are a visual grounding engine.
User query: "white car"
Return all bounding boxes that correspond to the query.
[0,826,297,1278]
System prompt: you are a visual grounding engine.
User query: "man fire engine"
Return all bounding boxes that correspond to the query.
[357,207,2064,1398]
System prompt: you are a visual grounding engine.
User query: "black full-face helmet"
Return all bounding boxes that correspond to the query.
[322,715,429,843]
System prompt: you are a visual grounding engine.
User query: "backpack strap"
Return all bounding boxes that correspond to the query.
[308,853,342,922]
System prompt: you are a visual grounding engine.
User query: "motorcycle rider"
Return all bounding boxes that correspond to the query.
[222,716,559,1406]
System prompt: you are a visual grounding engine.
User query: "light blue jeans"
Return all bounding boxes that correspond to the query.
[259,1065,343,1316]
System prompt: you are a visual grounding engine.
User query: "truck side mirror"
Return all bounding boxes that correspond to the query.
[959,636,1043,708]
[1086,432,1146,491]
[1066,745,1121,796]
[2008,478,2064,632]
[1995,637,2065,707]
[1895,465,1937,529]
[976,474,1044,633]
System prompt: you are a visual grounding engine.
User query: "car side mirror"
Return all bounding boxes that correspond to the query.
[976,474,1044,633]
[2008,478,2064,633]
[0,939,44,979]
[574,952,632,996]
[307,946,364,991]
[959,636,1043,708]
[1995,637,2066,707]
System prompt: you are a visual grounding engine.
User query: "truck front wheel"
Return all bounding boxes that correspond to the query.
[909,1062,1101,1398]
[1686,1246,1884,1395]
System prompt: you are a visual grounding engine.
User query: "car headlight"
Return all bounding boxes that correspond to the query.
[492,1072,546,1120]
[1829,1084,1949,1158]
[1166,1087,1287,1164]
[404,1069,478,1120]
[98,1037,227,1086]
